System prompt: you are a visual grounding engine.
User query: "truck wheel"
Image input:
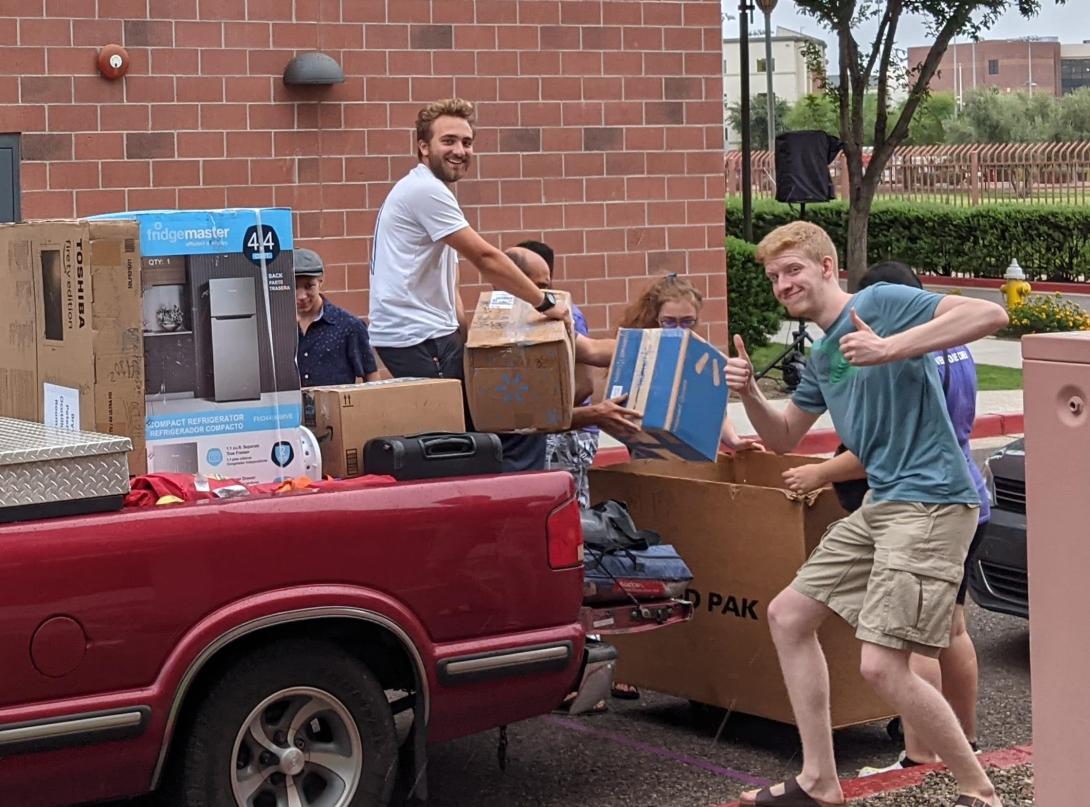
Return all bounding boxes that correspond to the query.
[177,639,397,807]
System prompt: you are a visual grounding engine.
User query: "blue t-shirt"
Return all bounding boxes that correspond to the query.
[935,347,990,523]
[791,283,978,505]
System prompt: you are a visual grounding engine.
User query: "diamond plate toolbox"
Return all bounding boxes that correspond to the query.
[0,418,132,510]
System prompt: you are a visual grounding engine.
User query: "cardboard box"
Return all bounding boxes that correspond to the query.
[605,328,728,462]
[464,290,575,433]
[0,219,147,475]
[93,208,304,484]
[589,452,893,728]
[303,379,465,478]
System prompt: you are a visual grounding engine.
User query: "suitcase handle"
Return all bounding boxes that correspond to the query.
[418,433,476,459]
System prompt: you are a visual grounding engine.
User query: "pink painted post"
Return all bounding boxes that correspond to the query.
[1023,331,1090,806]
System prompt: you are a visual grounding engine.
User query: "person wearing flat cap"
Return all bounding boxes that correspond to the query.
[295,247,381,386]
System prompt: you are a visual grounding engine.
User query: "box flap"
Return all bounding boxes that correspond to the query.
[466,290,573,348]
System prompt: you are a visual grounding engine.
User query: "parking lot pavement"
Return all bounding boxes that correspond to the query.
[99,604,1029,807]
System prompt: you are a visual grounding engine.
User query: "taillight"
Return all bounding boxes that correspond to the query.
[547,499,584,569]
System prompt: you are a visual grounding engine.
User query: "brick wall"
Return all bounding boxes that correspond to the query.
[0,0,728,345]
[908,39,1063,98]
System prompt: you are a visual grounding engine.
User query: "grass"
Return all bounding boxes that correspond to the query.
[747,342,1022,390]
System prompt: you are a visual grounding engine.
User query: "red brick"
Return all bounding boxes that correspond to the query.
[178,131,225,157]
[344,157,386,182]
[666,175,706,200]
[364,23,407,49]
[497,179,542,205]
[409,76,455,102]
[518,1,560,24]
[387,0,431,23]
[566,253,609,281]
[23,190,75,219]
[150,48,200,75]
[0,19,14,46]
[476,0,518,23]
[22,132,72,162]
[247,0,293,20]
[499,77,540,102]
[584,177,625,202]
[664,26,702,51]
[196,0,245,20]
[500,21,539,49]
[125,76,176,103]
[564,151,605,177]
[343,103,388,130]
[646,150,686,175]
[200,102,247,129]
[623,76,661,101]
[606,152,646,175]
[685,51,720,75]
[433,50,476,76]
[150,0,199,18]
[624,126,664,150]
[457,180,500,206]
[603,101,644,125]
[72,19,123,46]
[647,250,684,274]
[519,50,562,76]
[0,104,44,132]
[602,0,643,23]
[21,76,71,103]
[248,157,295,185]
[562,102,603,126]
[541,127,582,152]
[365,76,410,103]
[558,202,603,230]
[521,152,563,178]
[581,25,621,50]
[644,1,684,25]
[76,189,127,216]
[47,104,100,133]
[199,48,248,75]
[153,159,202,187]
[410,23,451,49]
[586,277,630,305]
[540,24,579,50]
[644,51,685,76]
[47,0,98,15]
[124,20,174,48]
[582,77,623,100]
[20,18,72,46]
[648,199,687,226]
[271,22,319,48]
[498,127,541,153]
[50,161,100,190]
[386,50,431,75]
[686,199,723,225]
[176,21,224,47]
[224,77,273,103]
[585,228,628,254]
[100,159,149,188]
[249,102,296,130]
[455,76,499,102]
[560,0,602,24]
[475,100,518,127]
[342,0,386,22]
[177,76,224,102]
[475,153,520,180]
[0,77,16,104]
[453,24,497,50]
[477,50,519,76]
[127,187,179,209]
[74,132,125,160]
[180,185,228,208]
[200,158,249,185]
[602,50,642,76]
[225,130,272,157]
[72,77,123,105]
[516,101,559,127]
[99,0,150,17]
[218,22,267,48]
[645,101,684,125]
[626,176,667,200]
[562,51,603,77]
[100,103,152,132]
[666,226,707,250]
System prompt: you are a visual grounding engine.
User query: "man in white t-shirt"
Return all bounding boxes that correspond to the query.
[369,98,592,472]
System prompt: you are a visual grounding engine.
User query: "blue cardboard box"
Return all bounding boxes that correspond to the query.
[91,208,304,483]
[605,328,729,461]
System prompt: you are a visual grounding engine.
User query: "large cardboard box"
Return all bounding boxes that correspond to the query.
[589,452,893,728]
[0,219,146,475]
[605,328,729,461]
[464,290,575,433]
[93,208,304,484]
[303,379,465,478]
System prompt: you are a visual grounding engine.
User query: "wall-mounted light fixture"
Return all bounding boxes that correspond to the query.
[282,52,345,86]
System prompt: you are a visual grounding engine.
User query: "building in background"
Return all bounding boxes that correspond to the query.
[722,26,826,148]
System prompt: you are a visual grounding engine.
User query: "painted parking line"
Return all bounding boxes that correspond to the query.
[545,715,772,788]
[710,744,1034,806]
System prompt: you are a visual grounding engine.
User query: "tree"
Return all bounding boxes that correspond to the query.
[727,92,790,151]
[903,92,957,144]
[786,92,840,135]
[795,0,1067,289]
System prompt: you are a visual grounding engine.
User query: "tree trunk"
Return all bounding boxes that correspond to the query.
[845,180,879,291]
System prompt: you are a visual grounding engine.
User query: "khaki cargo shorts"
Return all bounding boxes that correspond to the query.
[791,496,980,657]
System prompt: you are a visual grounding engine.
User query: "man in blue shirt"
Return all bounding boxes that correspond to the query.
[724,221,1008,807]
[295,248,380,387]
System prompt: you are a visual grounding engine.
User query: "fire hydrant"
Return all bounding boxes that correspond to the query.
[1000,259,1032,309]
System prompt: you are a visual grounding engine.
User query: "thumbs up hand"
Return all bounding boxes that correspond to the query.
[725,334,759,397]
[838,309,890,366]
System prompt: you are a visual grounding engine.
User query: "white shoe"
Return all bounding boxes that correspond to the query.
[857,750,920,777]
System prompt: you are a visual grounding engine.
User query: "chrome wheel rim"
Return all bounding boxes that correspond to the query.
[230,686,363,807]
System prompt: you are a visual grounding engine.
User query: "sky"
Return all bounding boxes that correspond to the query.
[721,1,1090,71]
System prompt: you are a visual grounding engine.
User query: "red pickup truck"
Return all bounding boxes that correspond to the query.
[0,471,688,807]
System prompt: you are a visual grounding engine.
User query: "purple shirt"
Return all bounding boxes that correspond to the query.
[935,346,990,523]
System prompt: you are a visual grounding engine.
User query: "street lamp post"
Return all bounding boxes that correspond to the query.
[738,0,754,241]
[755,0,778,155]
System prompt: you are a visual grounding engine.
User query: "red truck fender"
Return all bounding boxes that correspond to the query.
[147,584,433,789]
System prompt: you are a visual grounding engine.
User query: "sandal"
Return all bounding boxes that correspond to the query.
[742,777,844,806]
[610,682,640,700]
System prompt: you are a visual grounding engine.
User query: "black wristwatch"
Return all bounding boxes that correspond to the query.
[534,291,557,313]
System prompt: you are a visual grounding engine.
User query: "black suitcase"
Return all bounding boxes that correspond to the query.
[363,432,504,480]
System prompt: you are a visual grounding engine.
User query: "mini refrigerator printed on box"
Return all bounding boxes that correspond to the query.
[606,328,729,462]
[94,209,303,483]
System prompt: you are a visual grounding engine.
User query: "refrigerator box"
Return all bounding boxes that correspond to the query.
[605,328,729,462]
[589,452,893,729]
[0,219,147,475]
[302,378,465,478]
[463,290,575,433]
[92,208,303,483]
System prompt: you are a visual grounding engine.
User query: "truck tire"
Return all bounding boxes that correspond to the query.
[175,639,398,807]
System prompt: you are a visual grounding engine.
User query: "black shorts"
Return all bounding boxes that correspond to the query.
[956,520,988,605]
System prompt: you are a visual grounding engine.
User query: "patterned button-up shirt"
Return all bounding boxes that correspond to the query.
[298,298,378,386]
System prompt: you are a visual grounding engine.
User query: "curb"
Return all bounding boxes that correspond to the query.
[593,413,1025,467]
[713,744,1034,806]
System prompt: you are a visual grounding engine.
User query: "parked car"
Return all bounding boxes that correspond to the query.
[968,438,1028,619]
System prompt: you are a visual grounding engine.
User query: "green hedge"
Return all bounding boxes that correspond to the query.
[725,199,1090,283]
[726,236,784,350]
